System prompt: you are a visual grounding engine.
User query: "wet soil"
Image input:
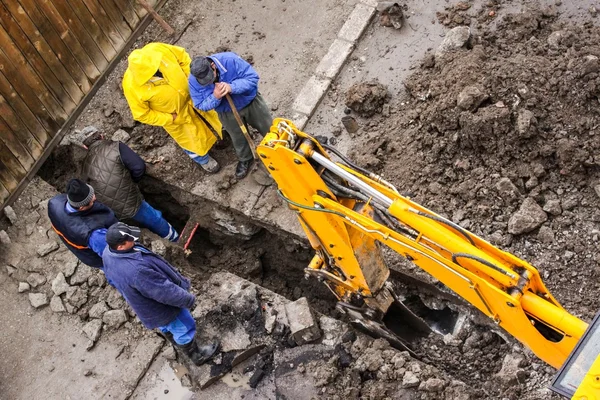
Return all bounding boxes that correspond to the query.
[30,0,600,398]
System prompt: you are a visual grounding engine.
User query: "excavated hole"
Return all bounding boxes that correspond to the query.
[38,159,506,391]
[401,295,460,335]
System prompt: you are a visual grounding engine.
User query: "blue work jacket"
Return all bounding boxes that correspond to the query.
[189,52,259,113]
[102,244,195,328]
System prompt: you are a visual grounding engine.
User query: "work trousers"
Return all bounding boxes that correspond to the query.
[183,149,210,165]
[159,308,196,345]
[217,93,274,162]
[132,200,179,242]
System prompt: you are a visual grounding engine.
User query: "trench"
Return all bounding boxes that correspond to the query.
[38,162,511,393]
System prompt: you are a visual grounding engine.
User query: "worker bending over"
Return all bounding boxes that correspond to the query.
[123,42,223,173]
[102,222,220,366]
[188,52,274,179]
[82,132,178,242]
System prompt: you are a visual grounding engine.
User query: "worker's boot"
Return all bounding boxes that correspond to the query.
[178,339,220,366]
[164,332,176,345]
[200,155,221,174]
[235,159,253,179]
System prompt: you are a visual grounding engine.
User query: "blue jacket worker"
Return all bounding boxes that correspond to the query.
[81,132,179,242]
[102,222,219,366]
[188,52,274,179]
[48,178,118,268]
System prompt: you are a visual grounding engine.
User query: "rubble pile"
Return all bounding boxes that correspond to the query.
[344,6,600,398]
[0,178,145,349]
[175,272,477,399]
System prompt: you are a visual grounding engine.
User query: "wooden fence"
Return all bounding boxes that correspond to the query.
[0,0,160,210]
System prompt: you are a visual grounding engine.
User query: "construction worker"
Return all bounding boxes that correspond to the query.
[122,42,223,173]
[188,52,274,179]
[102,222,220,366]
[48,179,118,269]
[81,132,179,242]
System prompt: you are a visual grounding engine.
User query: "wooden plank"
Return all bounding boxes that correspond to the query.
[0,2,73,112]
[0,160,19,193]
[0,10,73,117]
[0,112,44,162]
[1,0,85,105]
[65,0,117,60]
[42,0,107,76]
[80,0,126,49]
[95,0,132,40]
[0,179,10,203]
[16,0,93,93]
[0,118,36,170]
[0,94,47,150]
[0,27,68,123]
[112,0,140,29]
[0,141,27,181]
[0,0,164,212]
[0,82,53,142]
[133,0,150,19]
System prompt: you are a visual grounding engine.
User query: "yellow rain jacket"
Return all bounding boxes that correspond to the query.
[122,43,222,156]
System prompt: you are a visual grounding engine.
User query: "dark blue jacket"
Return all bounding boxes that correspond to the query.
[118,142,146,182]
[189,52,259,113]
[102,245,195,329]
[48,194,117,268]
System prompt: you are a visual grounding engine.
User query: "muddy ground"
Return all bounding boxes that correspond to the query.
[6,0,600,399]
[333,1,600,399]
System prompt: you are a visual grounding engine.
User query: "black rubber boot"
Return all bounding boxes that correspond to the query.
[179,339,220,366]
[235,159,253,179]
[160,331,177,346]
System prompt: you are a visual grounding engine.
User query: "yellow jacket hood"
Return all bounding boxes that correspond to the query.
[127,48,162,86]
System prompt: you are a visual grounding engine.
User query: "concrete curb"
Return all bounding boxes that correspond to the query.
[291,0,377,129]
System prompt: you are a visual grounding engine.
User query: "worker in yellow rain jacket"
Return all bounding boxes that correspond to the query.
[123,43,222,173]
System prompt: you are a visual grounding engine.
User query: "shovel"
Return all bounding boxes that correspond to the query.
[224,94,274,186]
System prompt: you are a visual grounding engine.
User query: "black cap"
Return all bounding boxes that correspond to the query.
[106,222,141,248]
[190,57,215,86]
[66,179,95,208]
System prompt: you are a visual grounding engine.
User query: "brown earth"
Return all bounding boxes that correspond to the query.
[14,1,600,399]
[340,5,600,399]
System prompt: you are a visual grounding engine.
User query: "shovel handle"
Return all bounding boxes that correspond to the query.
[225,94,257,159]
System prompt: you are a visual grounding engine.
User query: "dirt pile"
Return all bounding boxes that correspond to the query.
[304,335,476,399]
[0,178,148,349]
[345,80,390,117]
[343,6,600,398]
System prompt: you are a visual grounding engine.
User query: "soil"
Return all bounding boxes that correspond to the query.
[15,0,600,398]
[334,3,600,399]
[348,4,600,322]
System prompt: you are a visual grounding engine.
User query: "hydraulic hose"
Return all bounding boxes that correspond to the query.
[452,252,517,280]
[321,172,417,239]
[410,210,476,246]
[321,143,400,195]
[321,143,372,177]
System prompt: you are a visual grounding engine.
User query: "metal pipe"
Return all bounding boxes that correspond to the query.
[311,152,394,208]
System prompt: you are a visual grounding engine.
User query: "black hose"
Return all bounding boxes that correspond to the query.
[413,210,476,246]
[452,253,515,279]
[276,190,346,218]
[322,172,417,239]
[321,143,373,177]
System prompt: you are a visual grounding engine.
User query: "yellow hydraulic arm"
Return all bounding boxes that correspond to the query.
[258,119,598,398]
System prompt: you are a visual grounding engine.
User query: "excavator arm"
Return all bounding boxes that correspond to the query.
[258,119,599,398]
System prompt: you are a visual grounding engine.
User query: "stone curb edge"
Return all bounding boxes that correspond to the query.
[290,0,377,130]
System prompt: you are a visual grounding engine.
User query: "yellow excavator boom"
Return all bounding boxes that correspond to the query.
[258,119,599,398]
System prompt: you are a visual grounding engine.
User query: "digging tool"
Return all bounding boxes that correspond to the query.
[224,94,273,186]
[137,0,175,36]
